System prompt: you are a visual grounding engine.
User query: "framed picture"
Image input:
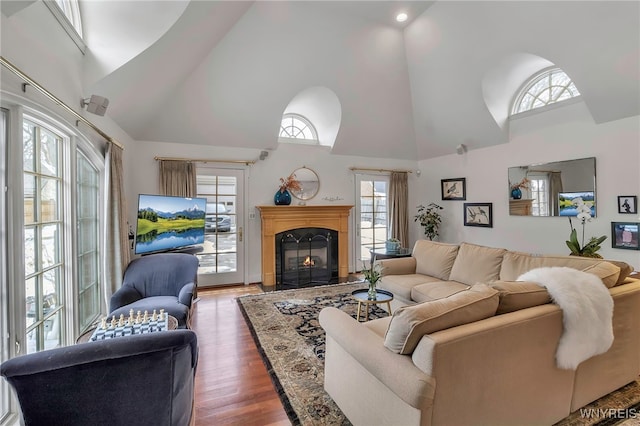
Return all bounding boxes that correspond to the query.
[611,222,640,250]
[617,196,637,214]
[464,203,493,227]
[441,178,466,200]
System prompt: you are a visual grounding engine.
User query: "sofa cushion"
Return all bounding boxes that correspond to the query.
[489,280,552,314]
[363,316,392,338]
[378,274,442,302]
[605,259,634,285]
[413,240,459,281]
[500,252,620,288]
[411,281,470,303]
[384,284,499,354]
[449,243,506,285]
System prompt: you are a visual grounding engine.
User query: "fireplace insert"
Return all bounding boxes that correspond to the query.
[275,227,339,290]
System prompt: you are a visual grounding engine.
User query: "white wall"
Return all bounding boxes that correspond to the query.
[127,141,419,283]
[415,101,640,269]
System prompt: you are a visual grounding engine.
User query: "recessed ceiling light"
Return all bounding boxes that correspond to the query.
[396,12,408,23]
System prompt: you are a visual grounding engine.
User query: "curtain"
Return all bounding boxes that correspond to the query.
[549,172,564,216]
[389,171,409,248]
[104,142,130,303]
[159,160,197,197]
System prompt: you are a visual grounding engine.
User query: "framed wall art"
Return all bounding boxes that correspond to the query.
[617,196,637,214]
[611,222,640,250]
[441,178,466,200]
[464,202,493,228]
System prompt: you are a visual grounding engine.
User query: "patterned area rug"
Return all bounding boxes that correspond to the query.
[237,283,640,426]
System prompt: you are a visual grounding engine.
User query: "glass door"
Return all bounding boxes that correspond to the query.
[195,167,244,286]
[354,174,389,267]
[0,108,10,423]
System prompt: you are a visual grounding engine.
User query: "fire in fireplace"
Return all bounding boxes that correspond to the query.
[275,227,339,289]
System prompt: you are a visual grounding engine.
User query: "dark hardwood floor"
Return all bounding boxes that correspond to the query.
[191,285,291,426]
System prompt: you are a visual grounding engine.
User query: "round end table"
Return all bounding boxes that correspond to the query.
[351,288,394,322]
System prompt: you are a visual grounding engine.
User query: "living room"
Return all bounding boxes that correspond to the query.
[1,1,639,425]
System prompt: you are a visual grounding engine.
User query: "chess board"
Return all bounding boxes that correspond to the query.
[89,310,170,341]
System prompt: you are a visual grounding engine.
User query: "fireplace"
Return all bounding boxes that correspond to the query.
[256,205,353,286]
[276,228,339,289]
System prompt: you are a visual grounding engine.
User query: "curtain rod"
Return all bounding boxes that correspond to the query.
[0,56,124,150]
[154,156,256,166]
[349,167,413,173]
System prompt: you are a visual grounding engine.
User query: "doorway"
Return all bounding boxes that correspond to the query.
[195,167,245,286]
[354,174,389,266]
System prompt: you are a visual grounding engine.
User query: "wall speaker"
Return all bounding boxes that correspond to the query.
[81,95,109,116]
[259,150,269,161]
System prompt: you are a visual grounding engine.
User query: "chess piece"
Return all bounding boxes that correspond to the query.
[152,309,157,321]
[101,317,107,330]
[143,310,149,322]
[110,316,117,328]
[118,314,125,327]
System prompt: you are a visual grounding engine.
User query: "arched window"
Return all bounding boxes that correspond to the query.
[512,68,580,115]
[279,114,318,143]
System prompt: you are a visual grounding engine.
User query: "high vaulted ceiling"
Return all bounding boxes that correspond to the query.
[61,1,640,159]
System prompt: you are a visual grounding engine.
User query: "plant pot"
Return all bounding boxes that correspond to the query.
[385,240,400,253]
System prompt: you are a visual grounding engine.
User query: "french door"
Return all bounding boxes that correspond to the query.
[354,174,389,267]
[195,167,245,286]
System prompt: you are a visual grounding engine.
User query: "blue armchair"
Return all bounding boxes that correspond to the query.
[110,253,199,328]
[1,330,198,426]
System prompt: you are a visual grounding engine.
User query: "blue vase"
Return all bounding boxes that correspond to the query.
[511,188,522,200]
[274,189,292,205]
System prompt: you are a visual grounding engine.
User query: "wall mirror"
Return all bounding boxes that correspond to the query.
[290,166,320,201]
[508,157,596,217]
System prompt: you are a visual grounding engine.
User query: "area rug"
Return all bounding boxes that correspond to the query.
[237,283,640,426]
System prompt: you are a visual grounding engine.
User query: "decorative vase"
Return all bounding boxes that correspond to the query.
[511,188,522,200]
[367,280,377,299]
[274,189,292,205]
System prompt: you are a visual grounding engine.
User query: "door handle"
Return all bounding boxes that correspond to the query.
[238,226,243,242]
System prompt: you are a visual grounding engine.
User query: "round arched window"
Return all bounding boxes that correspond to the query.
[512,68,580,115]
[279,113,318,142]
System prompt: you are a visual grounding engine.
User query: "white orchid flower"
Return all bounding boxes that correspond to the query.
[577,212,591,222]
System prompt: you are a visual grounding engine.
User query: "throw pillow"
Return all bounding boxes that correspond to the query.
[449,243,506,285]
[412,240,460,281]
[384,284,499,354]
[604,259,634,285]
[489,280,552,314]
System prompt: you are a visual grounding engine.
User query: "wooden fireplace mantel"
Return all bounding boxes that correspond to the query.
[257,205,353,286]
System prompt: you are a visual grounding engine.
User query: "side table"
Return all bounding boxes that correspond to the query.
[369,248,412,260]
[351,289,394,322]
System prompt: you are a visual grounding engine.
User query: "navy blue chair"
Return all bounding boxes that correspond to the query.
[1,330,198,426]
[110,253,199,329]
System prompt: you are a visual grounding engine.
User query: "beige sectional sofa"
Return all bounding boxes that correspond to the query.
[319,241,640,426]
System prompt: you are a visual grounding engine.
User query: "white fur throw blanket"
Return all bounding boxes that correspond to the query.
[517,266,614,370]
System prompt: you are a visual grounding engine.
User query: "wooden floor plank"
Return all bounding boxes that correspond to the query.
[191,285,290,426]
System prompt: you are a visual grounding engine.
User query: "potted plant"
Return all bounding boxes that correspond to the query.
[361,257,383,299]
[414,203,444,241]
[565,197,607,258]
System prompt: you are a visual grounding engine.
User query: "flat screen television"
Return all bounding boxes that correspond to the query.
[135,194,206,255]
[558,191,596,217]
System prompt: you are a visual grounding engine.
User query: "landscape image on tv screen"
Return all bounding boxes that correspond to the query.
[558,191,596,217]
[135,194,206,255]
